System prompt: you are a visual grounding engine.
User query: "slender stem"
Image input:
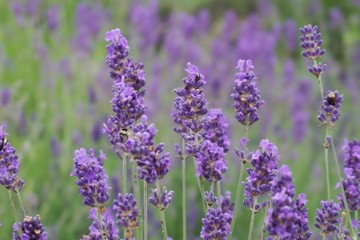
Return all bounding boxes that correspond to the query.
[322,236,326,240]
[181,139,187,240]
[96,206,106,240]
[193,132,206,213]
[8,190,21,235]
[356,211,359,224]
[260,195,270,240]
[144,182,148,240]
[217,181,221,202]
[230,124,249,238]
[123,155,127,194]
[156,180,168,240]
[132,160,143,240]
[248,196,258,240]
[16,191,26,217]
[329,137,357,239]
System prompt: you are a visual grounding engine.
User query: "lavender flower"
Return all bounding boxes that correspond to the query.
[205,191,217,207]
[200,208,230,240]
[0,127,24,192]
[84,208,119,240]
[113,193,138,238]
[308,62,327,78]
[317,90,343,125]
[299,24,325,60]
[343,139,360,180]
[266,165,311,239]
[70,148,110,207]
[243,139,279,211]
[200,109,231,152]
[337,175,360,212]
[13,215,47,240]
[220,191,234,224]
[195,140,228,183]
[149,186,174,211]
[105,28,129,69]
[172,63,208,145]
[231,59,264,126]
[315,200,341,236]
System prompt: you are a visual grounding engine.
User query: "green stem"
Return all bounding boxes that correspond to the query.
[194,132,206,213]
[230,124,249,238]
[322,236,326,240]
[8,190,21,235]
[181,139,187,240]
[16,191,26,217]
[329,137,357,239]
[123,155,127,194]
[217,181,221,202]
[260,195,270,240]
[144,182,148,240]
[132,160,143,240]
[96,206,106,240]
[156,180,168,240]
[248,196,258,240]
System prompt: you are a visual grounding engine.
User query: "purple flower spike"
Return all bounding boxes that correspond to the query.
[149,186,174,211]
[200,109,231,153]
[299,24,326,60]
[205,191,217,207]
[266,165,312,239]
[105,28,129,70]
[13,215,47,240]
[220,191,234,224]
[195,140,228,183]
[308,62,327,78]
[243,139,279,211]
[231,59,264,126]
[315,200,341,236]
[337,176,360,211]
[318,90,343,125]
[343,139,360,180]
[85,208,119,240]
[200,208,230,240]
[113,193,138,237]
[71,148,110,207]
[0,126,24,192]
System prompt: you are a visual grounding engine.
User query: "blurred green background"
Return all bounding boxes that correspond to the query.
[0,0,360,239]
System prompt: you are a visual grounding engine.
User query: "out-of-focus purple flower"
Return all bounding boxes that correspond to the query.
[283,20,297,52]
[343,139,360,180]
[243,139,279,211]
[197,9,210,35]
[337,175,360,212]
[299,24,326,60]
[315,200,341,236]
[231,59,264,126]
[70,148,110,207]
[149,186,174,211]
[220,191,234,224]
[266,165,312,239]
[113,193,138,239]
[0,87,11,106]
[205,191,217,207]
[13,215,47,240]
[318,90,343,125]
[172,63,208,151]
[0,126,24,192]
[200,109,231,153]
[200,207,230,240]
[329,8,344,29]
[137,142,170,184]
[50,137,61,158]
[195,140,227,183]
[91,120,103,143]
[46,5,59,31]
[84,208,119,240]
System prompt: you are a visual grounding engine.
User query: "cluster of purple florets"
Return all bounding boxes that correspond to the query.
[82,208,119,240]
[113,193,138,233]
[315,200,341,237]
[200,208,231,240]
[13,215,48,240]
[318,90,343,125]
[149,186,174,211]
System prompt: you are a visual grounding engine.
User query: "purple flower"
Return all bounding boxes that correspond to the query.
[231,59,264,126]
[205,191,217,207]
[266,165,311,239]
[308,62,327,78]
[299,24,325,60]
[149,186,174,211]
[243,139,279,211]
[70,148,110,207]
[200,208,230,240]
[0,126,24,192]
[195,140,228,183]
[200,109,231,153]
[220,191,234,224]
[337,175,360,212]
[113,193,138,237]
[45,5,59,31]
[172,63,208,145]
[343,139,360,180]
[13,215,47,240]
[315,200,341,236]
[84,208,119,240]
[317,90,343,125]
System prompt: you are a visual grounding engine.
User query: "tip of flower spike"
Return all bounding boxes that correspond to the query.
[185,62,200,76]
[235,59,254,72]
[105,28,121,42]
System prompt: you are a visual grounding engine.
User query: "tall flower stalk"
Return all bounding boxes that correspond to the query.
[230,59,264,238]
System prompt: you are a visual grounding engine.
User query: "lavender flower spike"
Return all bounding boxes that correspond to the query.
[315,200,341,237]
[71,148,110,207]
[84,208,119,240]
[105,28,129,71]
[200,208,230,240]
[149,186,174,211]
[231,59,264,126]
[113,193,138,239]
[317,90,343,125]
[299,24,325,60]
[13,215,47,240]
[343,139,360,180]
[0,126,24,192]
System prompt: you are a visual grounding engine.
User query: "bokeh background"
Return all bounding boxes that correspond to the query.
[0,0,360,239]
